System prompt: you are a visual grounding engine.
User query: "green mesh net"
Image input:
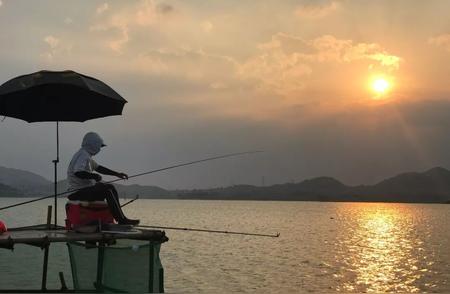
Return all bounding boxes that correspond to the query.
[67,240,164,293]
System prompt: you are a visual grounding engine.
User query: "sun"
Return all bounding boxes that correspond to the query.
[371,77,391,95]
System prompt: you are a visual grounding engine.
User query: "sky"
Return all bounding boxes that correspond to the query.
[0,0,450,189]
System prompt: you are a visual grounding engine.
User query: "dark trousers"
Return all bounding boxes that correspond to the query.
[68,183,127,222]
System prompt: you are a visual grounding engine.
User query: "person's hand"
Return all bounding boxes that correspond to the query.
[93,174,102,182]
[117,172,128,180]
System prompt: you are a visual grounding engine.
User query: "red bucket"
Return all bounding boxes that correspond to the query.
[65,201,114,230]
[0,220,7,234]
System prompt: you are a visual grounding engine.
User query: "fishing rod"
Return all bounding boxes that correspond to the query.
[107,151,263,184]
[0,151,262,211]
[137,224,280,238]
[120,195,139,208]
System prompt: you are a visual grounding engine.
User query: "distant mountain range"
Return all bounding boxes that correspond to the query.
[0,166,54,196]
[0,168,172,199]
[0,182,21,197]
[1,165,450,203]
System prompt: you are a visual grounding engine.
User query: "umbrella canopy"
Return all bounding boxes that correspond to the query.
[0,70,127,122]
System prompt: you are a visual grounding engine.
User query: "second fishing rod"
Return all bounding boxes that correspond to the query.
[0,151,262,211]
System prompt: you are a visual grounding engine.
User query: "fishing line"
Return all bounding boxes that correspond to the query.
[0,151,263,211]
[137,224,280,238]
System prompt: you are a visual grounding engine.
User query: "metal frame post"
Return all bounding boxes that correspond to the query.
[52,121,59,227]
[41,206,52,291]
[96,243,105,290]
[149,242,154,292]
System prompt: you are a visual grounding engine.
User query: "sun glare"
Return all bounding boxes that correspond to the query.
[371,77,391,95]
[369,75,393,100]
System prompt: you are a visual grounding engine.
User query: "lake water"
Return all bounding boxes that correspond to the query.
[0,198,449,292]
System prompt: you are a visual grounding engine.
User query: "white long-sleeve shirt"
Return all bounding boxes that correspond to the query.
[67,148,99,191]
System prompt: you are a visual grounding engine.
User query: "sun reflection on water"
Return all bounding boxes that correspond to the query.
[335,204,428,292]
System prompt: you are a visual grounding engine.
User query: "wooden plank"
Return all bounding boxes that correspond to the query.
[0,229,168,248]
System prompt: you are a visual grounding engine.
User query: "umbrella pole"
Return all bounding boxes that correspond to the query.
[52,121,59,227]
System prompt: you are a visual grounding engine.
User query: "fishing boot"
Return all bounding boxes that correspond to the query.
[105,191,140,226]
[118,218,140,226]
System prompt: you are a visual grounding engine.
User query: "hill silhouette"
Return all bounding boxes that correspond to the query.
[177,167,450,203]
[1,165,450,203]
[350,167,450,202]
[53,179,173,199]
[0,182,21,197]
[0,166,53,196]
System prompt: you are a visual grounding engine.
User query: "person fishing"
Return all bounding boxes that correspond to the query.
[67,132,140,225]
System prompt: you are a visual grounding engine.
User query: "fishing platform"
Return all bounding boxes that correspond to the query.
[0,217,168,293]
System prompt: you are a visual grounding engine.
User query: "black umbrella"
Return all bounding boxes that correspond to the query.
[0,70,127,225]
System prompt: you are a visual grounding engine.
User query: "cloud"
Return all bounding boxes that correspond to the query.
[209,82,227,89]
[429,34,450,52]
[201,21,213,33]
[135,1,160,26]
[238,33,401,97]
[64,17,73,24]
[42,35,60,60]
[96,3,109,15]
[156,3,174,14]
[44,35,59,49]
[90,0,173,53]
[107,24,129,53]
[311,35,401,68]
[0,0,2,8]
[90,15,130,54]
[132,47,237,81]
[62,4,400,125]
[295,1,340,19]
[237,45,313,96]
[41,35,72,61]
